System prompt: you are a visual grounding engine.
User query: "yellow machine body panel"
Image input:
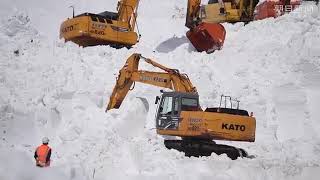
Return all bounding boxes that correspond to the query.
[157,111,256,142]
[60,16,89,41]
[201,2,251,23]
[59,0,139,47]
[186,0,256,26]
[60,15,138,47]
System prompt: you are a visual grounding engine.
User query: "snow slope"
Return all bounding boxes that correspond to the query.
[0,0,320,179]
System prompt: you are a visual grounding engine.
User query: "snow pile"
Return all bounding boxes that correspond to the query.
[0,1,320,180]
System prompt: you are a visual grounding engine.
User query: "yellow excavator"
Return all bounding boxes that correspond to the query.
[106,53,256,159]
[59,0,261,53]
[59,0,140,47]
[185,0,259,53]
[59,0,259,51]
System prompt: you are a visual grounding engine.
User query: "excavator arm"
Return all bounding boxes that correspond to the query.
[106,53,197,111]
[117,0,140,30]
[185,0,201,29]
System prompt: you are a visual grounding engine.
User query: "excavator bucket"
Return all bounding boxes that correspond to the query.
[186,22,226,53]
[254,0,301,20]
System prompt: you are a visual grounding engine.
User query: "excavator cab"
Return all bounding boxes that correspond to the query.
[155,92,200,130]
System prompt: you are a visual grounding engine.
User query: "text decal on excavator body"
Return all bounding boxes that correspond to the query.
[222,123,245,131]
[188,118,201,131]
[92,22,107,30]
[140,76,167,83]
[90,22,106,35]
[61,23,78,33]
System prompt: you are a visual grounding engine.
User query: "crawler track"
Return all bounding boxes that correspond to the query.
[164,139,248,160]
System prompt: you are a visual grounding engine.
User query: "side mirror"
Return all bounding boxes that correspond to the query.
[155,96,160,104]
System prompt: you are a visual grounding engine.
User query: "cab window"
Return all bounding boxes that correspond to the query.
[159,96,173,115]
[181,98,198,111]
[91,16,98,22]
[200,6,207,19]
[208,0,218,4]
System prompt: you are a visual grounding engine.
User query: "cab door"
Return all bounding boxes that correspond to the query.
[156,95,180,130]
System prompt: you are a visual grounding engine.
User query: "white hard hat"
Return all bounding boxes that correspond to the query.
[42,137,49,144]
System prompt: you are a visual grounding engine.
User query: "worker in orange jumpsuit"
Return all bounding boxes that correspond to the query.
[34,137,51,167]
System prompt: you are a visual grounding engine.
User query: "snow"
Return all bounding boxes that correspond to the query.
[0,0,320,179]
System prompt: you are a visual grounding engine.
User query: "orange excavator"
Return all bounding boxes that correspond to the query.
[60,0,140,48]
[185,0,259,53]
[106,53,256,159]
[185,0,304,53]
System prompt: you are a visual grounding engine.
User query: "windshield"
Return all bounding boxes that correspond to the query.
[160,96,173,115]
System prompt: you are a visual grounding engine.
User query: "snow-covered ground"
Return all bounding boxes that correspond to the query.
[0,0,320,179]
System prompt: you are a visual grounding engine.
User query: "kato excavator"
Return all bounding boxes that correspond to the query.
[60,0,140,47]
[185,0,259,53]
[106,53,256,159]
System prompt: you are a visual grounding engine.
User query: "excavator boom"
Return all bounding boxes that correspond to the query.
[107,53,197,110]
[117,0,140,30]
[185,0,201,29]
